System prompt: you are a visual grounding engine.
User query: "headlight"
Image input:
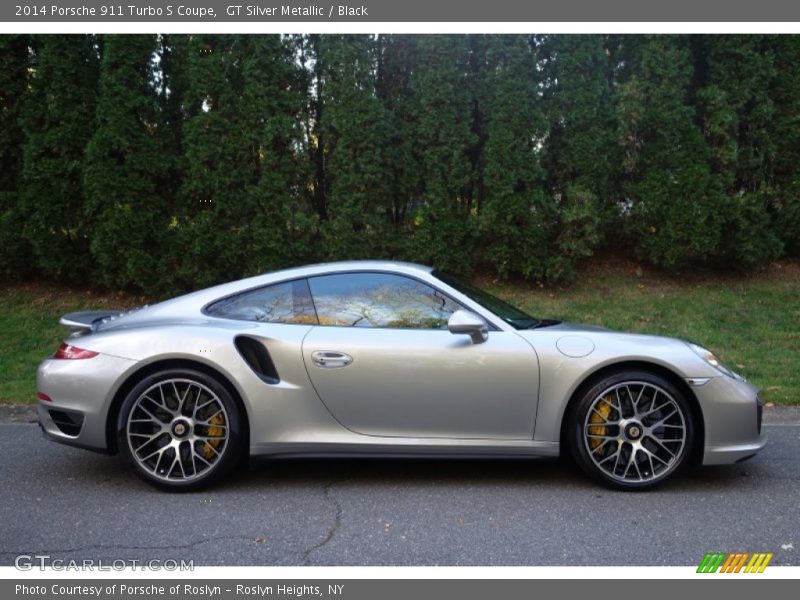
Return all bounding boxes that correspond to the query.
[687,342,743,380]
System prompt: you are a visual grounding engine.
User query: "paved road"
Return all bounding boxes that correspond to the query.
[0,408,798,566]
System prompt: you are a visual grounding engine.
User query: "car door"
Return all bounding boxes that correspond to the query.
[301,272,539,440]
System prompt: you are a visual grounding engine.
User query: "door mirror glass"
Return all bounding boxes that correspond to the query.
[448,310,489,344]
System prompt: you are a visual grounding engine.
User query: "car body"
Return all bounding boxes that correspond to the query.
[36,261,766,490]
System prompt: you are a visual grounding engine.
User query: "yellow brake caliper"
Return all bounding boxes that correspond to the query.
[203,412,225,460]
[588,398,613,452]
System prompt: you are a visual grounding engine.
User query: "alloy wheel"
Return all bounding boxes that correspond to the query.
[126,378,229,482]
[582,381,687,484]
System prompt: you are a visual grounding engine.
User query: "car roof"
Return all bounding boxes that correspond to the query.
[273,260,434,278]
[95,260,512,333]
[140,261,437,319]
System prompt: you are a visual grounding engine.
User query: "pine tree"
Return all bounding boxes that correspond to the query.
[158,34,188,220]
[541,35,618,231]
[696,35,782,266]
[240,35,315,272]
[616,35,726,268]
[408,35,478,274]
[375,34,420,241]
[769,35,800,256]
[83,34,173,292]
[176,35,312,289]
[317,35,395,259]
[20,35,99,280]
[0,35,32,279]
[174,34,252,289]
[479,35,554,279]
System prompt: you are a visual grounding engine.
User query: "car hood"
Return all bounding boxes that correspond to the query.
[517,320,695,353]
[536,321,612,333]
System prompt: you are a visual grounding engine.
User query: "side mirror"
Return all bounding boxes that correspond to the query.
[448,310,489,344]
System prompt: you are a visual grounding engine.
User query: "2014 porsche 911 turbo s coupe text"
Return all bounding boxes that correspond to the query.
[37,261,766,491]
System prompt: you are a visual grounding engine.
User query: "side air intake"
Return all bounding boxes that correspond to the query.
[234,336,280,384]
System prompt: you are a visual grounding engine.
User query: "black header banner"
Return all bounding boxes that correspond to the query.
[3,579,796,600]
[4,0,800,22]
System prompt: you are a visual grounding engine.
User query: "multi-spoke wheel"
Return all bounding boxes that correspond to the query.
[117,369,243,491]
[569,371,695,490]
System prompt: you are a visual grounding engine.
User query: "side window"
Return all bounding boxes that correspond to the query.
[307,273,463,329]
[205,279,317,324]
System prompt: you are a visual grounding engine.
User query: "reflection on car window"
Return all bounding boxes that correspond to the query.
[432,270,540,329]
[205,280,317,324]
[308,273,462,329]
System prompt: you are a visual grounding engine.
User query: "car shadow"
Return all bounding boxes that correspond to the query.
[28,433,763,495]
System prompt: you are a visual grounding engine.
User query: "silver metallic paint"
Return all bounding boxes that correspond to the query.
[36,260,766,466]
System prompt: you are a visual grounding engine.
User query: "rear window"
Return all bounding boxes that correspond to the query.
[205,279,317,324]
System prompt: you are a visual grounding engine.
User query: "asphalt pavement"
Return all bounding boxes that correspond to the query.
[0,407,798,566]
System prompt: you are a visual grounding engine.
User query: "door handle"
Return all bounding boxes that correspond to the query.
[311,350,353,369]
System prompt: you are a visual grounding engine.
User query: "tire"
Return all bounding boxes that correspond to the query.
[116,368,243,492]
[567,370,695,491]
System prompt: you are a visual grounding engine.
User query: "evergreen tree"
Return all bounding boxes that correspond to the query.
[0,35,32,279]
[769,35,800,256]
[174,34,252,289]
[696,35,782,266]
[479,35,554,279]
[541,35,618,229]
[240,35,315,272]
[83,34,173,292]
[176,34,312,289]
[5,33,796,290]
[296,34,328,224]
[616,35,726,268]
[20,35,98,280]
[408,35,478,274]
[375,34,420,240]
[158,34,188,220]
[317,35,395,259]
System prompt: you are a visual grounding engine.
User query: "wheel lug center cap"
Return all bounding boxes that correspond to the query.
[625,423,643,440]
[171,420,190,438]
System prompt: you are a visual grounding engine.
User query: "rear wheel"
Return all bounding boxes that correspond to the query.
[117,369,243,491]
[569,371,695,490]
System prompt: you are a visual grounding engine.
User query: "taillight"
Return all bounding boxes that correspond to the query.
[37,392,52,402]
[53,342,99,360]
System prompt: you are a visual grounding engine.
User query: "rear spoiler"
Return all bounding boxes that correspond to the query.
[59,310,123,334]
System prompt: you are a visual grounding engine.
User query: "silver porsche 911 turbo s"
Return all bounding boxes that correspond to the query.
[37,261,765,491]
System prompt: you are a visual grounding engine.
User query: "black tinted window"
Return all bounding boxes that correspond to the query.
[206,280,317,324]
[307,273,462,329]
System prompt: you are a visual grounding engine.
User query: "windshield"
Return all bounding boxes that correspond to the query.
[432,270,540,330]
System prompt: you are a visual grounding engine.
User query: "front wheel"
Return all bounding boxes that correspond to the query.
[117,369,243,491]
[568,371,695,490]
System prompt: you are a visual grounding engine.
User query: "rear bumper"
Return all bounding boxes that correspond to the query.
[36,352,137,452]
[693,375,767,465]
[38,404,112,454]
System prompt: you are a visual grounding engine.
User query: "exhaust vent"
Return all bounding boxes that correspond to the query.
[234,336,280,384]
[48,409,84,437]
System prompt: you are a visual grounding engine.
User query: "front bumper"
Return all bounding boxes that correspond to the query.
[692,375,767,465]
[36,352,137,452]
